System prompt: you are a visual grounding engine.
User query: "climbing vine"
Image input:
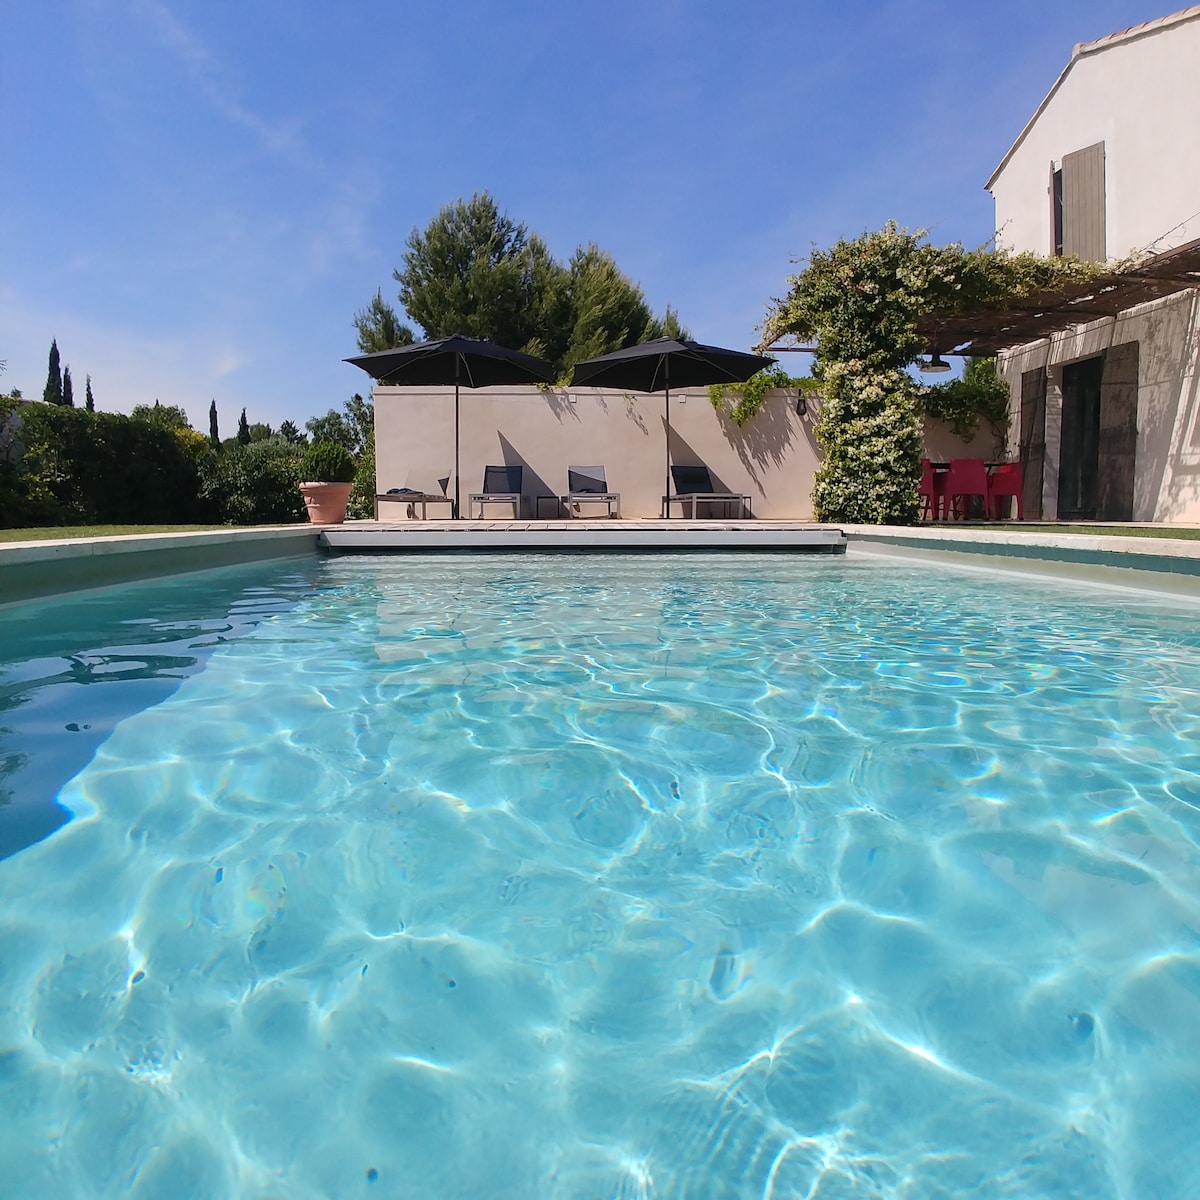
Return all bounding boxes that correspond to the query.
[708,367,820,426]
[923,357,1011,439]
[764,223,1104,524]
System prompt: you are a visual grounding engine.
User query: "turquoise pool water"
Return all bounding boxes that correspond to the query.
[2,552,1200,1198]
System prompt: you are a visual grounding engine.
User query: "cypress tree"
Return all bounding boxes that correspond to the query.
[62,365,75,407]
[85,374,95,411]
[209,400,220,448]
[237,408,251,445]
[43,339,63,405]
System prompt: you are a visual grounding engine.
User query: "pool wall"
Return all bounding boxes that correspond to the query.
[0,526,321,607]
[844,524,1200,598]
[3,522,1200,605]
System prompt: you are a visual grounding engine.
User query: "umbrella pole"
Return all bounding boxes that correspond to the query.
[454,376,461,520]
[665,368,672,519]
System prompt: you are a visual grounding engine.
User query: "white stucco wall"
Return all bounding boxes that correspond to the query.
[373,386,991,520]
[988,8,1200,258]
[998,289,1200,522]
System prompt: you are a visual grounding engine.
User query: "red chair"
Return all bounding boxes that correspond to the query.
[918,458,945,521]
[987,461,1024,520]
[943,458,988,520]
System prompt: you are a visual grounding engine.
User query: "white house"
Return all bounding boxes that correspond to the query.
[985,5,1200,522]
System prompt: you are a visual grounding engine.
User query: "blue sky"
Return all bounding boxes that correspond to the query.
[0,0,1180,431]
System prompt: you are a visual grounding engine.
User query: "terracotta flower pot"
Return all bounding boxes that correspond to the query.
[299,481,353,524]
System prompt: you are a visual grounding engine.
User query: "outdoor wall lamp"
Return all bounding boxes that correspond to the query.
[795,394,808,416]
[919,351,952,373]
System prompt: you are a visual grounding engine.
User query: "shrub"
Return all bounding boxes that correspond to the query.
[300,441,355,484]
[201,439,305,525]
[347,443,376,520]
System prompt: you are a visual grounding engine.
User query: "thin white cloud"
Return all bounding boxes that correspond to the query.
[131,0,307,163]
[304,176,382,275]
[212,351,245,379]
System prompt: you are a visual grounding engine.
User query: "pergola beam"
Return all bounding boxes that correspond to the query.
[915,238,1200,356]
[758,240,1200,359]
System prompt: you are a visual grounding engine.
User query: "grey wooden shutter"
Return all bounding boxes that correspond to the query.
[1097,341,1138,521]
[1061,142,1106,262]
[1019,368,1047,520]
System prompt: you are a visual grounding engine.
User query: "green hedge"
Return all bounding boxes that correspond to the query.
[0,400,216,528]
[0,400,374,529]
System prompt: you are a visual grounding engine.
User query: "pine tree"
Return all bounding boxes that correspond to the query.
[353,289,415,353]
[386,192,686,378]
[43,339,63,405]
[62,366,75,407]
[85,374,95,411]
[278,419,305,445]
[237,408,251,445]
[209,400,220,448]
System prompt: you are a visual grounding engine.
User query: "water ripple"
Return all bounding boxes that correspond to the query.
[2,552,1200,1196]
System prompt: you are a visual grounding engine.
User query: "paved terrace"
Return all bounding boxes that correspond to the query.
[3,520,1200,604]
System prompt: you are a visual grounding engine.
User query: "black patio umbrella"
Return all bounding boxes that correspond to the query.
[345,335,556,518]
[569,337,774,516]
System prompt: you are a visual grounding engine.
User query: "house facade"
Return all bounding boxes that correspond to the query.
[988,5,1200,522]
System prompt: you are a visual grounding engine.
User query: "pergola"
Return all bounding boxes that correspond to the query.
[918,237,1200,357]
[763,237,1200,359]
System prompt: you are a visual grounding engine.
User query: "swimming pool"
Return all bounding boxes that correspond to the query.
[2,551,1199,1198]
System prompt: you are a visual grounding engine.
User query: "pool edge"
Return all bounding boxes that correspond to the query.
[844,525,1200,598]
[5,521,1200,605]
[0,526,323,607]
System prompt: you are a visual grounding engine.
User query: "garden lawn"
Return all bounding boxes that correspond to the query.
[0,525,239,543]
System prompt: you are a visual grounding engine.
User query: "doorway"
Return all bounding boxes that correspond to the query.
[1058,356,1103,520]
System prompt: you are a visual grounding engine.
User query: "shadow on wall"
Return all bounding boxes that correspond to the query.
[540,387,580,426]
[541,386,624,428]
[712,390,815,496]
[667,426,738,495]
[496,431,552,507]
[1135,292,1200,520]
[400,467,451,495]
[619,391,649,438]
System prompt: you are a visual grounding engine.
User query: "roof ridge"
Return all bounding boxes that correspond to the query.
[986,4,1200,192]
[1073,3,1200,58]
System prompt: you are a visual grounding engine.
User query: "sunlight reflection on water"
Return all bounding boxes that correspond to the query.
[2,552,1199,1197]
